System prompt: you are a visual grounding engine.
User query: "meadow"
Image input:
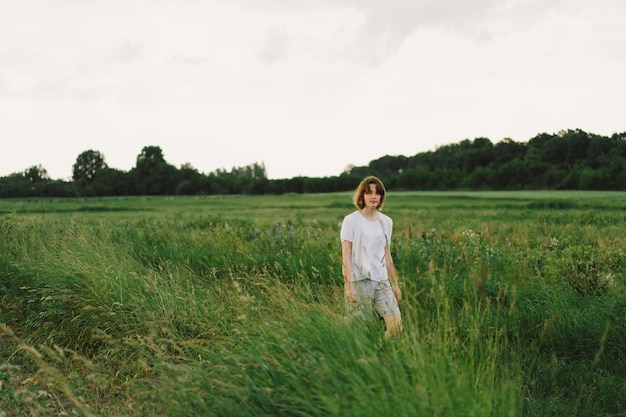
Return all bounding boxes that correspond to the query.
[1,191,625,416]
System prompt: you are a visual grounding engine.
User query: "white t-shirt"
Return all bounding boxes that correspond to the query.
[340,210,393,282]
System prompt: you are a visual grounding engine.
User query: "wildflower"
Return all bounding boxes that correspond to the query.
[462,229,478,244]
[604,273,616,287]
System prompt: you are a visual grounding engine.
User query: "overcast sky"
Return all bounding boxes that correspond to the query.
[1,0,625,180]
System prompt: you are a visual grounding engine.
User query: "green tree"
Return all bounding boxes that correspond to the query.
[0,173,30,197]
[176,163,206,195]
[131,146,179,195]
[462,137,494,173]
[461,166,492,189]
[22,165,49,183]
[73,150,107,182]
[369,155,409,175]
[91,168,134,196]
[73,150,108,196]
[528,132,568,166]
[10,165,61,197]
[560,129,590,166]
[415,167,442,189]
[493,159,529,189]
[587,134,615,169]
[493,138,527,165]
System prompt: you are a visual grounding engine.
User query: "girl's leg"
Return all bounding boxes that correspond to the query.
[375,281,402,338]
[383,314,402,339]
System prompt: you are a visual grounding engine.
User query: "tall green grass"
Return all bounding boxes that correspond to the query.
[2,193,626,416]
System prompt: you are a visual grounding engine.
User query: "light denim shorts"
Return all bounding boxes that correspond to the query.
[347,279,401,319]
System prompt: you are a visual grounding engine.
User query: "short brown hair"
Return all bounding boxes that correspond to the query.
[353,176,387,210]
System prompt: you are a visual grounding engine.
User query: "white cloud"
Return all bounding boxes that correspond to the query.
[258,25,290,65]
[110,38,144,64]
[0,0,625,180]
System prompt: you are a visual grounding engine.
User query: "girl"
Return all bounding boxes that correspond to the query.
[340,176,402,338]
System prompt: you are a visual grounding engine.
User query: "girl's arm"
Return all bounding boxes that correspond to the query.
[342,240,357,302]
[385,245,402,301]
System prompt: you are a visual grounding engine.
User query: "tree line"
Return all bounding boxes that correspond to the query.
[2,129,625,198]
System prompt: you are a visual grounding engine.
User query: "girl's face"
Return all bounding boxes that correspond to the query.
[363,183,382,209]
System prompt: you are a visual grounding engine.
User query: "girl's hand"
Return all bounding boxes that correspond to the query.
[392,284,402,302]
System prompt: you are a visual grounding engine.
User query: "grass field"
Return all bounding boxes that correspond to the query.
[1,191,625,416]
